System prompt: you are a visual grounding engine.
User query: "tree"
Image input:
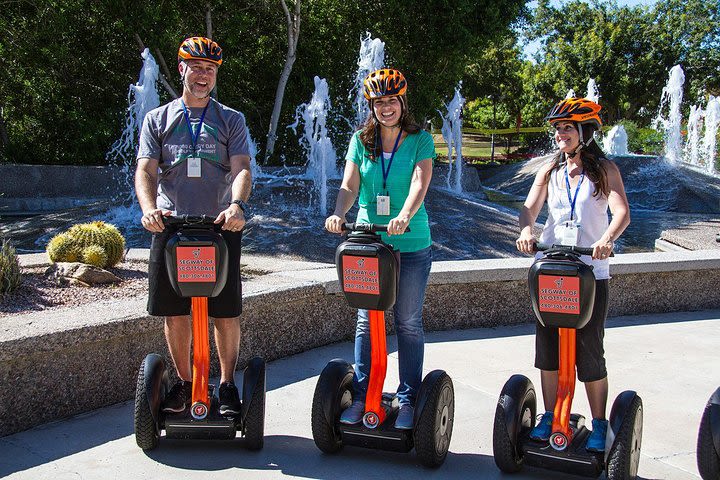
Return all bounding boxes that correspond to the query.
[521,0,720,127]
[265,0,301,161]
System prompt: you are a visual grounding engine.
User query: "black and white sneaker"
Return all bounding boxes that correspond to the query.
[162,380,192,413]
[219,381,241,415]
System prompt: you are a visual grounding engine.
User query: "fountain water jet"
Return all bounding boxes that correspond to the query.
[349,32,385,129]
[438,82,465,193]
[701,96,720,174]
[654,65,685,165]
[603,125,629,155]
[289,76,338,216]
[585,79,600,104]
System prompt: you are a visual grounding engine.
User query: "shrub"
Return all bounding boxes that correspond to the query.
[0,238,22,295]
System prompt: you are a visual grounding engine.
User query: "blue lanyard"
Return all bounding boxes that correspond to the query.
[180,100,209,156]
[564,166,585,221]
[378,130,403,192]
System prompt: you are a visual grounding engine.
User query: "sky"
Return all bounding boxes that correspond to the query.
[522,0,660,59]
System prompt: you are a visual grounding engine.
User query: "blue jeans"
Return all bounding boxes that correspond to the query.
[352,246,432,406]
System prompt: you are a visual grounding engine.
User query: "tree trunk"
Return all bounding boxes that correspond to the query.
[206,4,217,100]
[154,48,179,99]
[0,107,9,152]
[265,0,301,162]
[135,33,178,99]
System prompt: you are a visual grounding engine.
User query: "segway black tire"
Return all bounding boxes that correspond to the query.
[492,374,536,473]
[311,359,354,454]
[414,371,454,468]
[697,400,720,480]
[606,395,643,480]
[243,359,266,451]
[134,358,161,450]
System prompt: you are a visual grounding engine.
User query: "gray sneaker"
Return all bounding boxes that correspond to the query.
[394,404,414,430]
[339,400,365,424]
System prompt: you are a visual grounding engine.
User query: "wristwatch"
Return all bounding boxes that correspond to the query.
[230,199,249,213]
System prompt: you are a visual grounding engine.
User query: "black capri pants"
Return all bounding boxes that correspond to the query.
[147,226,243,318]
[534,279,609,382]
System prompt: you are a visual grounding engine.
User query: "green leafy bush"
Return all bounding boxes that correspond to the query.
[615,120,664,155]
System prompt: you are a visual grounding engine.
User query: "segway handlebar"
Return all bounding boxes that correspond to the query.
[534,242,597,257]
[162,215,221,227]
[341,222,410,233]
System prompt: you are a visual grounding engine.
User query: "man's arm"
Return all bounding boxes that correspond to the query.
[135,157,167,232]
[215,153,252,231]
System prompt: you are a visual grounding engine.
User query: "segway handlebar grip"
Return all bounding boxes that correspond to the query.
[341,222,410,233]
[162,215,222,228]
[534,243,596,256]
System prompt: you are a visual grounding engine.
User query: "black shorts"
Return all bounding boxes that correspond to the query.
[147,227,243,318]
[534,279,609,382]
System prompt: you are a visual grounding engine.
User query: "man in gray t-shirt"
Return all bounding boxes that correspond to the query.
[134,36,251,416]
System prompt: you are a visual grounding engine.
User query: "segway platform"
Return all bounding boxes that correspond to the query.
[522,414,604,477]
[338,393,414,452]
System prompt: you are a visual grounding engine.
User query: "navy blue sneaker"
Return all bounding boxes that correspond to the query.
[530,411,553,441]
[394,404,414,430]
[339,400,365,425]
[586,418,608,452]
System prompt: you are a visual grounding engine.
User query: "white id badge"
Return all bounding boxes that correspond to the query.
[560,221,580,246]
[187,157,202,178]
[376,195,390,216]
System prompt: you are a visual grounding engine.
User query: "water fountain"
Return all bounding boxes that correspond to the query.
[701,96,720,174]
[603,125,629,155]
[685,104,704,167]
[349,32,385,129]
[288,76,338,216]
[438,82,465,193]
[585,78,600,104]
[654,64,685,165]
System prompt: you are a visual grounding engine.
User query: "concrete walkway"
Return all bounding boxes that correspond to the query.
[2,309,718,480]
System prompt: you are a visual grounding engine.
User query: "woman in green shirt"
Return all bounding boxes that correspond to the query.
[325,68,435,430]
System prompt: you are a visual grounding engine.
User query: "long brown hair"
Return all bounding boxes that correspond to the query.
[358,94,421,161]
[544,138,610,197]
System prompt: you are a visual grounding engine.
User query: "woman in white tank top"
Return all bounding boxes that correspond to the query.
[515,98,630,452]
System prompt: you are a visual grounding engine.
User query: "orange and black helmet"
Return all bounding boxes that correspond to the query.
[545,97,602,130]
[178,36,223,66]
[363,69,407,100]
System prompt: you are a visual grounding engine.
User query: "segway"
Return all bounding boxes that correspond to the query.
[697,387,720,479]
[492,243,643,479]
[311,223,454,467]
[133,215,265,451]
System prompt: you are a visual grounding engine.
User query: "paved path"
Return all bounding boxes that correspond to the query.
[2,309,718,479]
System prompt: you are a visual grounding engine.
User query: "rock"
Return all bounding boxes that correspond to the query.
[45,262,121,285]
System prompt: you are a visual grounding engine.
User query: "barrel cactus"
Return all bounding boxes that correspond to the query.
[0,238,22,294]
[46,232,81,263]
[46,221,126,268]
[81,245,109,268]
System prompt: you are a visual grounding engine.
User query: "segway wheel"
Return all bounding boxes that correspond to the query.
[243,358,266,451]
[134,356,165,450]
[414,371,455,468]
[311,359,354,454]
[697,399,720,480]
[606,395,643,480]
[492,374,536,473]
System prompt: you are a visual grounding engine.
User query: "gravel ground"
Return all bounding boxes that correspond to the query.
[0,261,148,317]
